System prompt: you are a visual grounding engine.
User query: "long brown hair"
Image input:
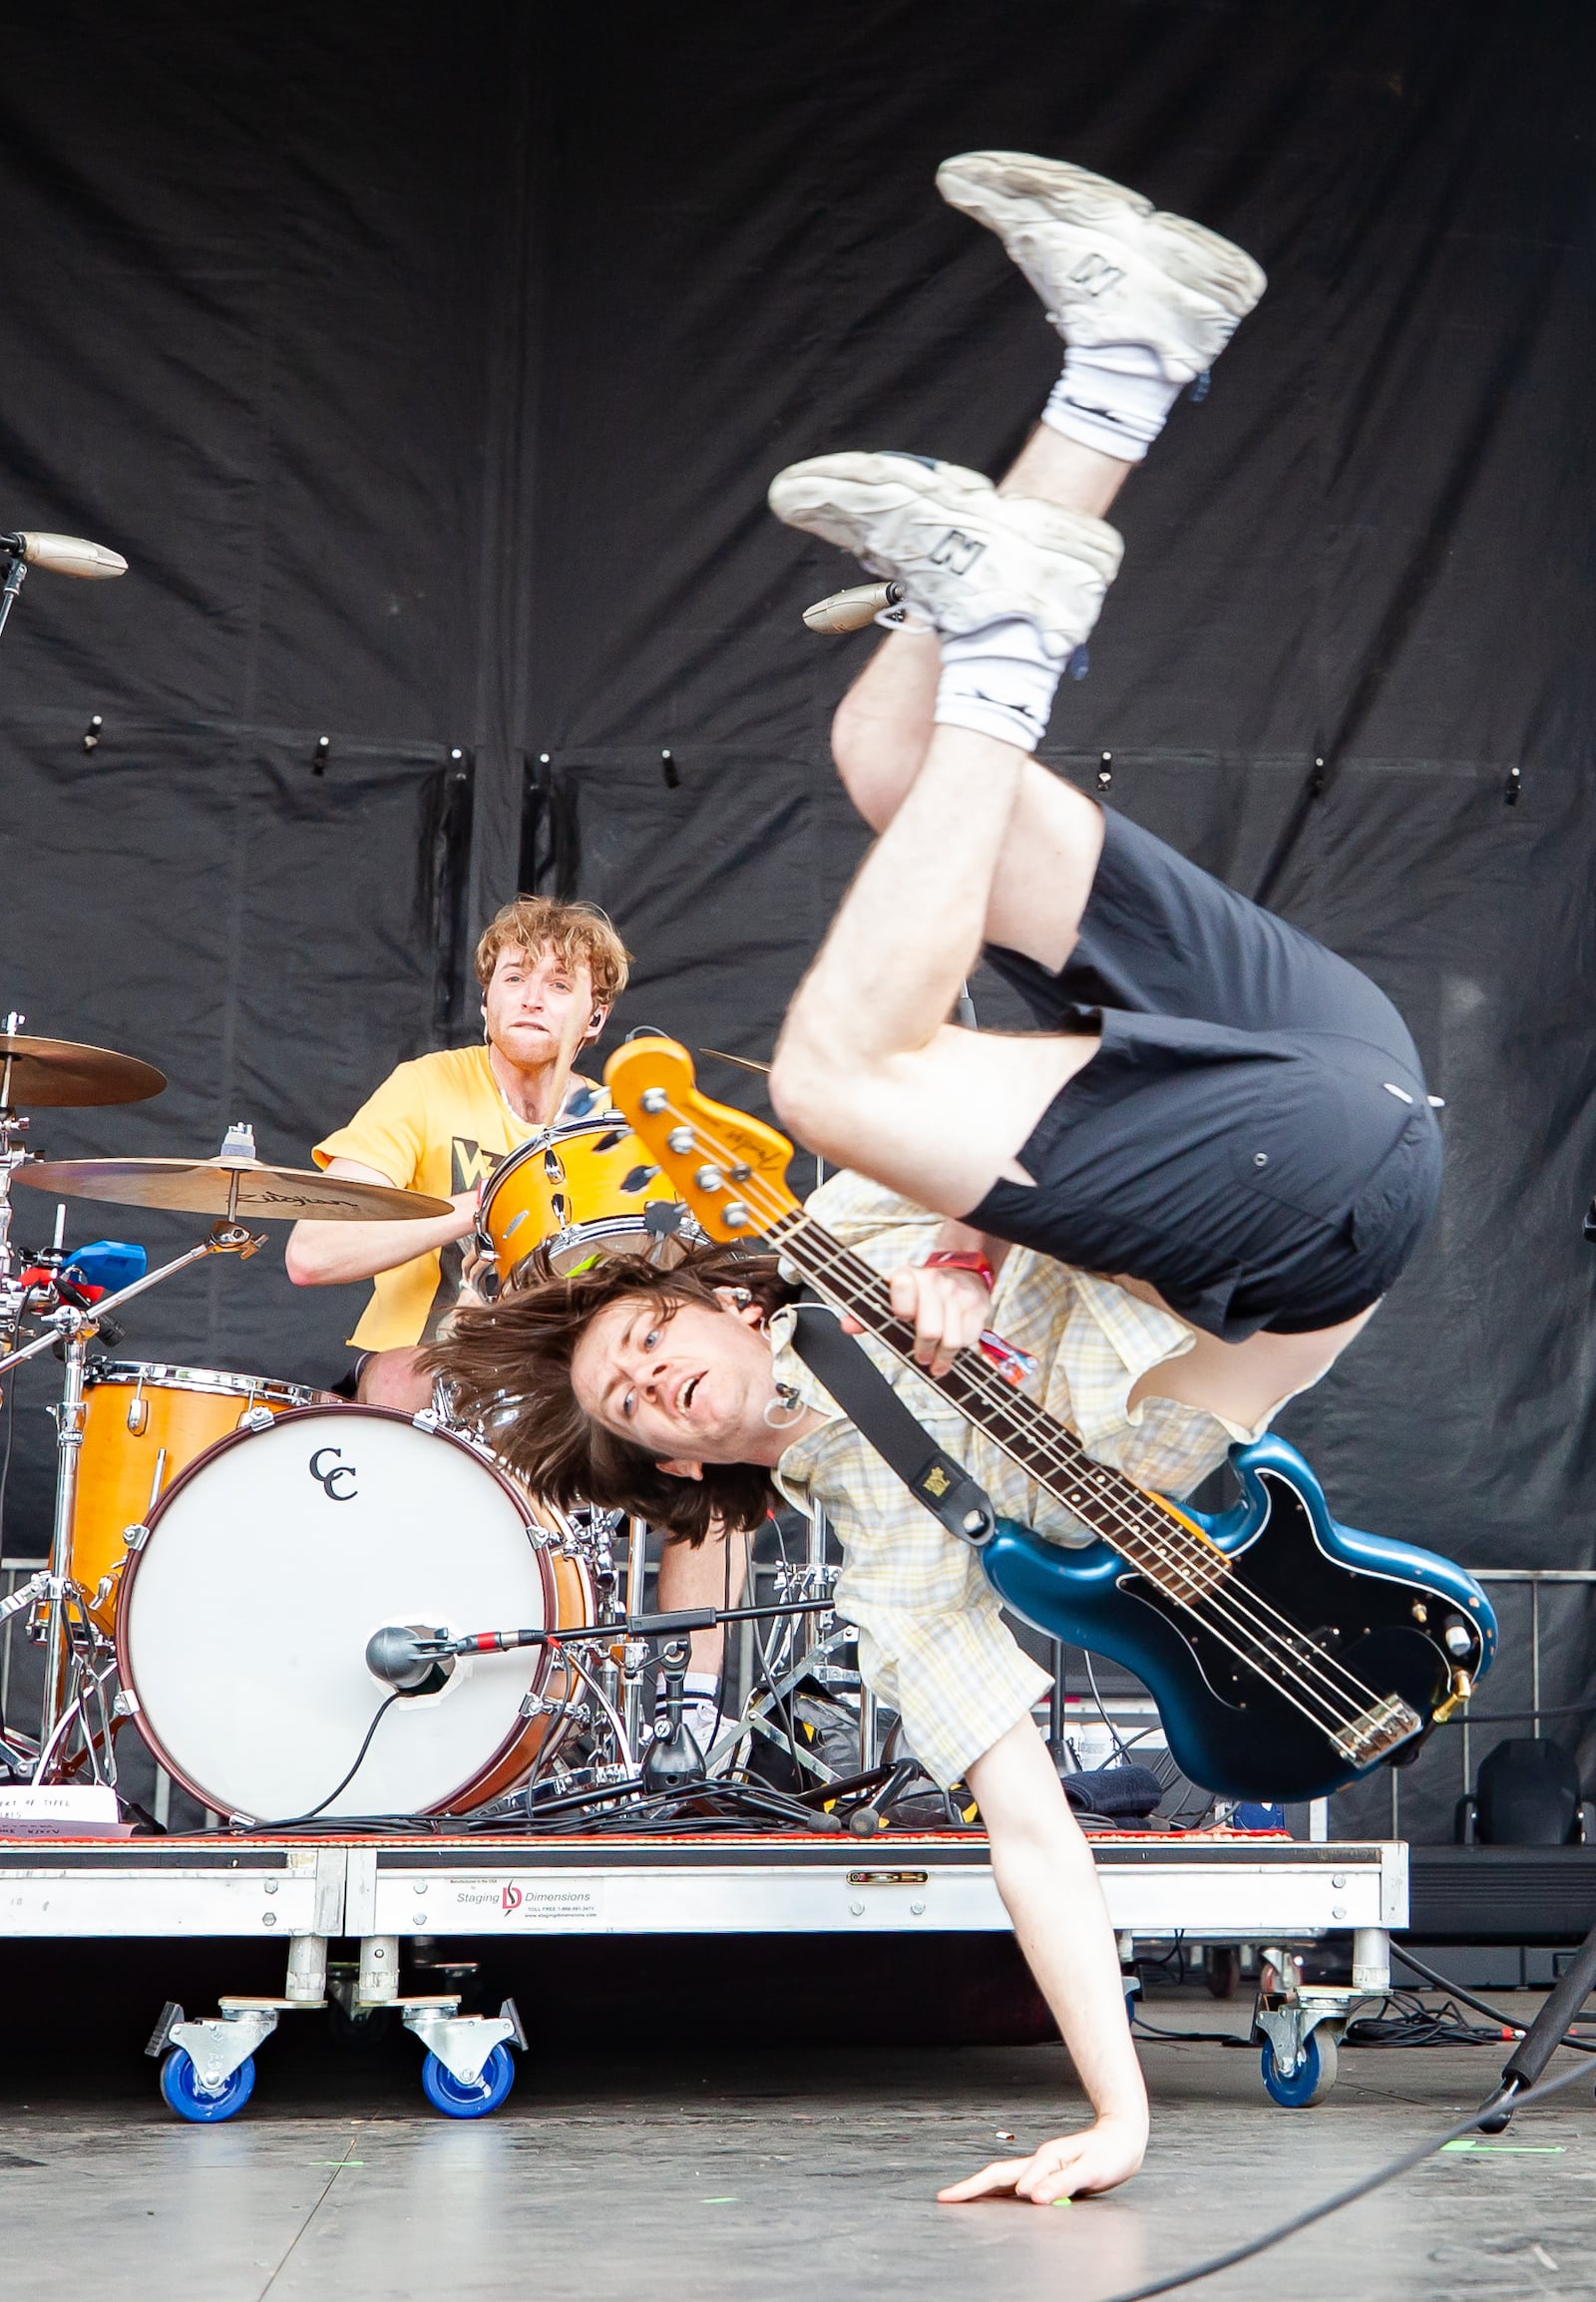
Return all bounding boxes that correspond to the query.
[424,1244,796,1543]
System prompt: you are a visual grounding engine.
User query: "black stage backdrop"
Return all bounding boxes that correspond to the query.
[0,0,1591,1839]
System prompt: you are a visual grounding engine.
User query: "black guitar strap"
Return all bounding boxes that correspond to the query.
[788,1301,996,1548]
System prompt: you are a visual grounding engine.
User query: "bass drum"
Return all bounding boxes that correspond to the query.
[116,1405,597,1823]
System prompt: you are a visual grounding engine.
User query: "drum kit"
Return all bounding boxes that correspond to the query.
[0,1016,854,1830]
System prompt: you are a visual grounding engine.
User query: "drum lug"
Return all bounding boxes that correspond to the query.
[122,1520,149,1553]
[411,1408,444,1434]
[113,1688,142,1719]
[237,1403,275,1433]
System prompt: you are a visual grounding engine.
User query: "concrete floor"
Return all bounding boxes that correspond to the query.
[2,1996,1593,2302]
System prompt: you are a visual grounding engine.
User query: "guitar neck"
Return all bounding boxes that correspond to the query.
[766,1206,1203,1572]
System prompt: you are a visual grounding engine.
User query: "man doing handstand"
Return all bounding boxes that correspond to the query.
[432,152,1441,2209]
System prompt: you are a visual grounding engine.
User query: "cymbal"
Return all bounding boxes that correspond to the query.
[0,1033,166,1109]
[14,1157,452,1223]
[699,1046,771,1077]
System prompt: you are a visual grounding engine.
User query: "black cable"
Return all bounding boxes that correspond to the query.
[1095,2054,1595,2302]
[1344,1990,1506,2050]
[256,1694,402,1830]
[1391,1942,1596,2052]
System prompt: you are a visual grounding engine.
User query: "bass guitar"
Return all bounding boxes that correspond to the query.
[605,1037,1496,1802]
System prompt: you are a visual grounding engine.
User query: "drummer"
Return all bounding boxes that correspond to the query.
[286,894,741,1742]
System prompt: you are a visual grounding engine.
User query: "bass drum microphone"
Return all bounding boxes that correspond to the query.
[0,532,128,579]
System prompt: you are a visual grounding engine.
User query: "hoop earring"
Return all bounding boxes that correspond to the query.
[762,1382,805,1431]
[731,1288,751,1307]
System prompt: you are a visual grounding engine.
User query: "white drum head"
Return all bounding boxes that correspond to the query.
[119,1408,553,1821]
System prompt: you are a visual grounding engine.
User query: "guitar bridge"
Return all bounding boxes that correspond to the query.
[1331,1695,1423,1767]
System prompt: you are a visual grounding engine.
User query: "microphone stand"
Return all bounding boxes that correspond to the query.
[0,550,26,649]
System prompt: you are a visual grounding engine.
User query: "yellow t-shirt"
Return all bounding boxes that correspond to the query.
[312,1045,598,1352]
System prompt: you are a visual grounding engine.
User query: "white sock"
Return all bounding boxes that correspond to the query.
[934,614,1064,752]
[1041,342,1187,463]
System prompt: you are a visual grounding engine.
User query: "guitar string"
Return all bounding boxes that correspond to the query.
[647,1094,1393,1744]
[649,1094,1378,1736]
[771,1215,1382,1743]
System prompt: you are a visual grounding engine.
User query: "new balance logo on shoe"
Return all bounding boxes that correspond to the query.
[1065,253,1125,297]
[928,527,987,576]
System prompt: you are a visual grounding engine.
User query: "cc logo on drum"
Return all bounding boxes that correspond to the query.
[308,1446,358,1502]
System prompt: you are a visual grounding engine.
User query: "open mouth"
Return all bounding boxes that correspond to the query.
[678,1372,703,1415]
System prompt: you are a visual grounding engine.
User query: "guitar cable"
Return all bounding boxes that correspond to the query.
[1093,2052,1594,2302]
[1100,1935,1596,2300]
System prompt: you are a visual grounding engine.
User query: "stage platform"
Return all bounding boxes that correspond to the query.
[0,1828,1403,2120]
[0,1829,1404,1944]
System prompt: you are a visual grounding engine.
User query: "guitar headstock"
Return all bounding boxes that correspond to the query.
[604,1036,798,1243]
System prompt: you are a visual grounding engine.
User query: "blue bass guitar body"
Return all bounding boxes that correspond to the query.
[982,1431,1497,1803]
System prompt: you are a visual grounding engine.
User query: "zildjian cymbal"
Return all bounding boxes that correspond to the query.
[0,1033,166,1109]
[15,1156,452,1223]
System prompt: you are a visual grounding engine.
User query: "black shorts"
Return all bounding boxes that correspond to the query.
[965,807,1442,1342]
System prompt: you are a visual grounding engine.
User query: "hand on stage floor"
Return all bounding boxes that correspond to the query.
[936,2112,1147,2206]
[841,1260,991,1377]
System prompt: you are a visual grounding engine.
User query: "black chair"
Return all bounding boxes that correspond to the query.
[1455,1736,1596,1845]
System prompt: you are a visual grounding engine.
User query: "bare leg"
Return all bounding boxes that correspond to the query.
[657,1522,746,1678]
[830,430,1131,970]
[357,1345,433,1412]
[772,724,1102,1215]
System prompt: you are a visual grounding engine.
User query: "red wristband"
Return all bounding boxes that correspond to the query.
[925,1250,996,1292]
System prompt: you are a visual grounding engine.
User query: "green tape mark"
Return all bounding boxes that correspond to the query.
[1051,2197,1074,2207]
[1441,2140,1566,2154]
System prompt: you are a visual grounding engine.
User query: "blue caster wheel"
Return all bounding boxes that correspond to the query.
[420,2042,517,2118]
[160,2045,256,2122]
[1260,2026,1338,2108]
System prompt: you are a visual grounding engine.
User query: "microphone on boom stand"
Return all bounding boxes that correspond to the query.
[0,530,129,649]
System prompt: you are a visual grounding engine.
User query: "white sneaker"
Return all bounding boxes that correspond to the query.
[767,452,1121,654]
[936,151,1266,383]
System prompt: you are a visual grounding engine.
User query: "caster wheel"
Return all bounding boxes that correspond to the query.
[328,1999,396,2053]
[160,2046,256,2123]
[1260,2027,1338,2108]
[420,2043,517,2118]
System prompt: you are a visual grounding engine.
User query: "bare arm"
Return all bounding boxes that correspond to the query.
[940,1717,1148,2205]
[284,1157,478,1289]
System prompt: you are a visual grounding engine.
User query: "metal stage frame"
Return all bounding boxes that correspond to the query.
[0,1828,1403,2119]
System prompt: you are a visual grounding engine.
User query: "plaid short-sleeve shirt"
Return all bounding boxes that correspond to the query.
[770,1171,1280,1788]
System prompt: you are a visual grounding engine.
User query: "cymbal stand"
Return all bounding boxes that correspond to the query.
[0,1218,267,1772]
[0,1018,36,1358]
